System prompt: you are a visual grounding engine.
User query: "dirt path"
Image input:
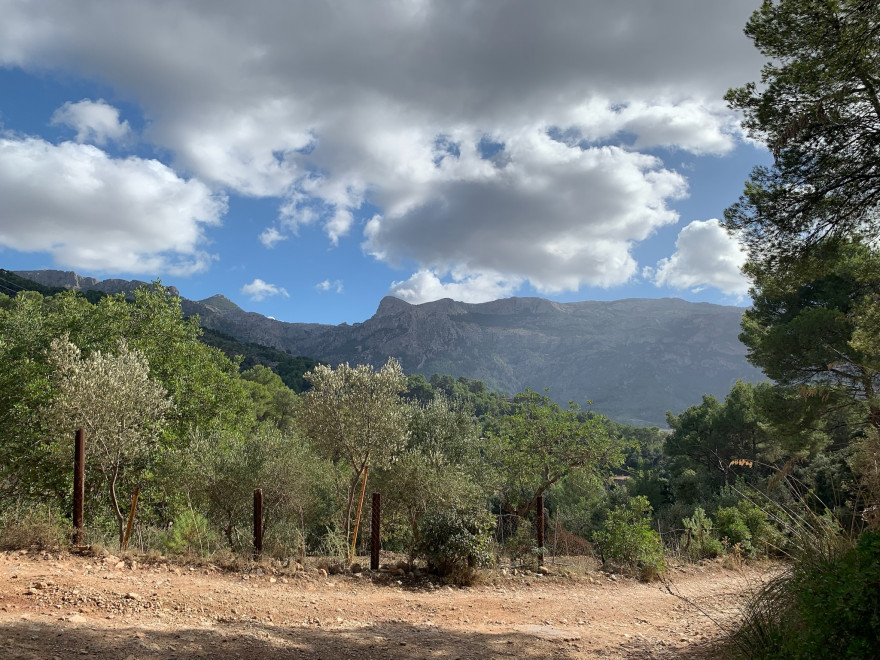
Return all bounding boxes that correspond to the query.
[0,550,772,659]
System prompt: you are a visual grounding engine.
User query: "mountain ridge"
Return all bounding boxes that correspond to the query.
[13,269,762,426]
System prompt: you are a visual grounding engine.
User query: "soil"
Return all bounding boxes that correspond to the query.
[0,550,774,659]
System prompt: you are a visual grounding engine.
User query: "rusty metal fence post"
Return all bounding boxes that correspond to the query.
[253,489,263,560]
[73,429,85,545]
[371,492,381,571]
[536,494,545,565]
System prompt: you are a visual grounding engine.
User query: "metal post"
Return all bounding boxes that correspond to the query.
[370,492,381,571]
[253,489,263,560]
[73,429,85,545]
[536,494,545,565]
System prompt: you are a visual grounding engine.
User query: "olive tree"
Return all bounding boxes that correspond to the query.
[297,359,409,558]
[490,389,624,518]
[373,394,489,565]
[42,337,173,545]
[178,425,335,555]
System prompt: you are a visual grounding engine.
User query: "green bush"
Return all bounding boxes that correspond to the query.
[731,530,880,658]
[0,503,69,551]
[162,510,217,556]
[593,495,665,578]
[502,519,541,569]
[715,499,779,558]
[682,507,723,560]
[785,530,880,658]
[417,507,496,581]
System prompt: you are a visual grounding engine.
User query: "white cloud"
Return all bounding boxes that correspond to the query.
[366,136,687,292]
[241,278,289,301]
[316,279,344,294]
[614,100,740,155]
[259,226,286,248]
[389,269,521,304]
[0,1,765,296]
[0,136,224,274]
[650,219,749,295]
[50,99,131,146]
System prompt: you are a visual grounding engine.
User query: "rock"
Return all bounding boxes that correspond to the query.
[125,592,142,601]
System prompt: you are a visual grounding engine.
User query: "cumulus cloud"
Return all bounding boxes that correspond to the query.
[316,279,344,294]
[241,278,289,301]
[389,269,520,304]
[650,219,749,295]
[259,226,286,248]
[0,136,224,274]
[50,99,131,146]
[0,1,765,294]
[366,137,687,292]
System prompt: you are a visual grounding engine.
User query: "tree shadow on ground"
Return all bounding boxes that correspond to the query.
[0,615,713,659]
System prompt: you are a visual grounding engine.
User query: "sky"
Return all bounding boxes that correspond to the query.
[0,0,773,325]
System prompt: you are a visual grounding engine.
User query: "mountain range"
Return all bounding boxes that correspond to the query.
[13,269,764,426]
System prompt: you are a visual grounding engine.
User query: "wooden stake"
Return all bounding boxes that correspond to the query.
[73,429,85,545]
[349,465,369,560]
[371,492,381,571]
[121,487,140,551]
[536,494,545,565]
[253,489,263,560]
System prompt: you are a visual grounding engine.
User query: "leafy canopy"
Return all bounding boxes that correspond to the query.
[724,0,880,265]
[490,389,623,517]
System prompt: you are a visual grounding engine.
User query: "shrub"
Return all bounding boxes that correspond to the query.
[681,507,723,560]
[502,518,541,569]
[0,503,69,551]
[593,495,665,578]
[792,530,880,657]
[715,499,779,558]
[417,507,496,581]
[162,510,217,556]
[731,530,880,658]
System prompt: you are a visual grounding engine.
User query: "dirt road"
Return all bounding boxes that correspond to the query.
[0,550,770,659]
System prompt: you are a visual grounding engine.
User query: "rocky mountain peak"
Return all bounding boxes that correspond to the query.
[197,294,242,313]
[374,296,413,317]
[13,270,179,297]
[14,269,100,290]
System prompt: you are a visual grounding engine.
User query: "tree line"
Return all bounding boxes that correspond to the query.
[1,279,866,581]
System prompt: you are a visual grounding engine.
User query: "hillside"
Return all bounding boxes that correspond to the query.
[13,269,763,426]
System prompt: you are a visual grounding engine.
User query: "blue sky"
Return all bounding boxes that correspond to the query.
[0,0,772,325]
